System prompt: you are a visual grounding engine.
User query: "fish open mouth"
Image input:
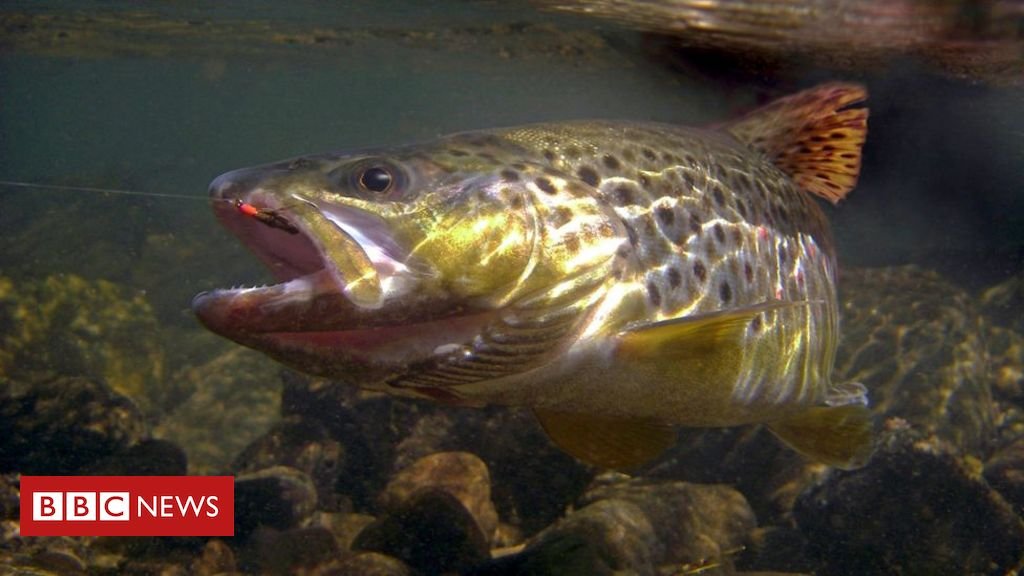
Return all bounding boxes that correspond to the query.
[192,177,419,338]
[191,173,502,379]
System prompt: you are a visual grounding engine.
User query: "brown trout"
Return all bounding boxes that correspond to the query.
[193,83,872,470]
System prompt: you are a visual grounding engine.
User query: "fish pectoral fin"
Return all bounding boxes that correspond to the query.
[723,83,868,204]
[767,404,875,470]
[617,300,810,363]
[534,409,676,470]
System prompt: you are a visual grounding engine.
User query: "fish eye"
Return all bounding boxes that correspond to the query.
[358,166,394,193]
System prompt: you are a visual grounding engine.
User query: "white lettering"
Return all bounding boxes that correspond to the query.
[66,492,96,521]
[176,495,203,517]
[205,495,219,518]
[137,496,158,517]
[33,492,63,521]
[160,495,174,517]
[99,492,130,521]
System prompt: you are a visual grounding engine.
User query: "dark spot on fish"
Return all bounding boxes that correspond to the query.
[744,262,753,283]
[823,145,835,152]
[719,281,732,303]
[500,169,520,182]
[642,217,657,240]
[449,149,469,157]
[778,245,788,263]
[564,145,581,159]
[647,280,662,307]
[613,185,635,205]
[535,177,557,195]
[681,172,695,189]
[777,205,789,222]
[288,158,312,170]
[667,266,681,289]
[713,223,725,244]
[750,314,762,332]
[577,166,600,187]
[602,154,621,170]
[622,149,636,163]
[642,148,657,161]
[563,232,581,254]
[712,186,726,207]
[840,152,856,159]
[552,206,574,228]
[830,132,846,139]
[543,149,556,162]
[736,199,748,218]
[816,173,831,180]
[799,146,813,154]
[689,213,702,235]
[693,260,707,282]
[655,204,675,227]
[509,194,524,210]
[476,152,497,162]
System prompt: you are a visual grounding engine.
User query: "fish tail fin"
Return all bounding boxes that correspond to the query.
[767,403,875,470]
[724,83,868,204]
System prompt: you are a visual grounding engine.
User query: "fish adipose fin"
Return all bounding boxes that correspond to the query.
[767,403,874,470]
[724,83,868,204]
[533,409,676,470]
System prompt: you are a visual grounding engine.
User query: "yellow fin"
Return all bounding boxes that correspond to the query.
[617,300,810,362]
[534,409,676,470]
[725,83,868,204]
[767,404,874,470]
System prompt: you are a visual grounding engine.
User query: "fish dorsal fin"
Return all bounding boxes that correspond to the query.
[724,83,868,204]
[767,404,875,470]
[533,409,676,470]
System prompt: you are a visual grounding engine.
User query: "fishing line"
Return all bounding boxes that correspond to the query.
[0,180,208,201]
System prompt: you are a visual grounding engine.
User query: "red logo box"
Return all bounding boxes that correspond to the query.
[20,476,234,536]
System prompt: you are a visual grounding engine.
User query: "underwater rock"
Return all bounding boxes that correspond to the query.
[316,552,413,576]
[986,325,1024,406]
[154,347,282,475]
[0,533,94,576]
[793,423,1024,575]
[981,271,1024,334]
[82,438,188,476]
[0,275,168,417]
[311,512,377,553]
[353,489,489,574]
[380,452,498,544]
[0,376,146,474]
[835,266,993,456]
[233,418,350,512]
[233,466,318,539]
[280,377,396,508]
[577,474,755,567]
[284,372,590,534]
[189,539,235,576]
[493,474,754,576]
[243,526,339,574]
[985,435,1024,514]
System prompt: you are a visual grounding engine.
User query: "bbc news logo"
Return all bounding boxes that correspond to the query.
[20,476,234,536]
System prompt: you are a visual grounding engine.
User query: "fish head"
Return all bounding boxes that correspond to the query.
[193,137,628,389]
